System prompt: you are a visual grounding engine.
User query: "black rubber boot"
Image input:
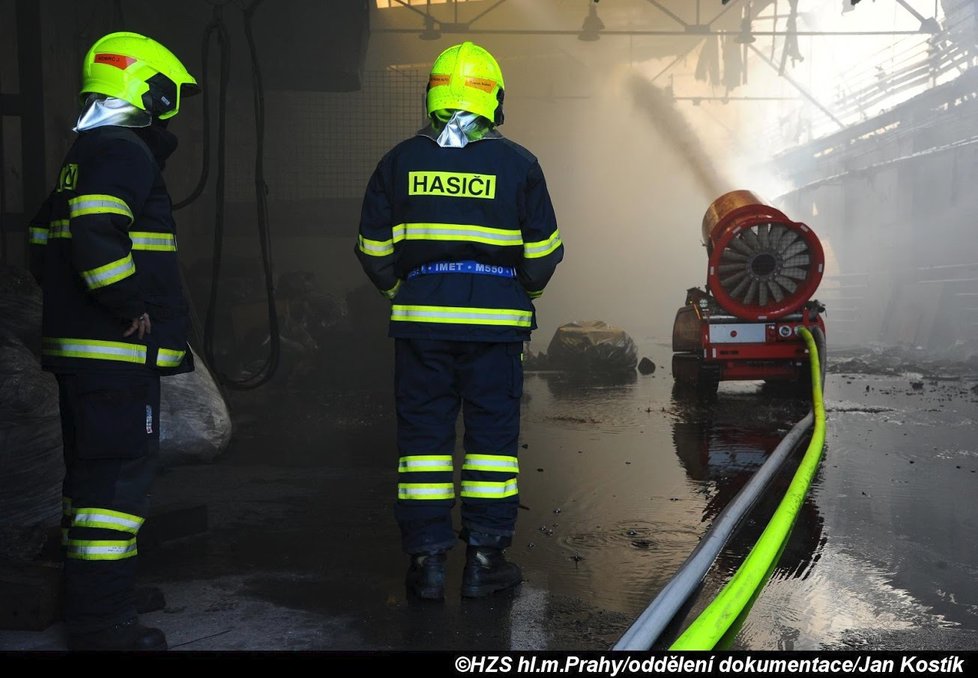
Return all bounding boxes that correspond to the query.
[67,617,167,651]
[461,546,522,598]
[405,552,446,600]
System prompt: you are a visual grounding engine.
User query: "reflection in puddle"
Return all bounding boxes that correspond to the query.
[517,361,826,625]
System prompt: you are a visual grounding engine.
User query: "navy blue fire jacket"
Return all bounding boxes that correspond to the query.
[28,124,193,375]
[355,127,563,343]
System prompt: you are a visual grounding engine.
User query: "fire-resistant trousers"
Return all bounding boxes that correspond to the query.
[56,371,160,633]
[394,338,523,555]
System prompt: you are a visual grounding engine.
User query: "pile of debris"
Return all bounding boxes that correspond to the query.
[526,320,643,375]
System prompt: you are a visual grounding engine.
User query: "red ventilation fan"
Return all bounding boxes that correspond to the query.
[672,191,826,395]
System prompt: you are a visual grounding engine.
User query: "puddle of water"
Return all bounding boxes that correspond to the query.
[140,344,978,651]
[516,358,978,649]
[513,357,816,617]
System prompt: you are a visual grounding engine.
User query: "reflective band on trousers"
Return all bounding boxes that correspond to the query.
[398,483,455,500]
[43,337,147,364]
[391,305,532,328]
[66,539,137,561]
[523,229,562,259]
[129,231,177,251]
[358,234,394,257]
[157,348,186,368]
[461,478,519,499]
[81,253,135,290]
[393,223,523,247]
[462,454,520,473]
[68,193,133,222]
[399,455,454,473]
[73,507,144,535]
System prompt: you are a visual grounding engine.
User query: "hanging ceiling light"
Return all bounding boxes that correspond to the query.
[420,14,441,40]
[735,15,755,43]
[578,2,604,42]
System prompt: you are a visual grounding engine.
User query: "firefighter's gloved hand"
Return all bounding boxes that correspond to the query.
[124,312,152,340]
[382,279,402,301]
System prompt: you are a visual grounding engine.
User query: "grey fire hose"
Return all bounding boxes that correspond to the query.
[613,326,826,650]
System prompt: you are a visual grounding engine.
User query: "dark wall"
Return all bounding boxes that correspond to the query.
[1,0,371,268]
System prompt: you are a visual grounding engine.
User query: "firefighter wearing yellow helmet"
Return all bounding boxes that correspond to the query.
[426,41,506,126]
[80,31,199,120]
[27,32,199,650]
[356,42,564,600]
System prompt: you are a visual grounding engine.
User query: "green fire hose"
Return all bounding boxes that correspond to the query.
[669,325,826,650]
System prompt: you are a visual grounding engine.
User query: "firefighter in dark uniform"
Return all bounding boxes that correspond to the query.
[27,32,198,650]
[356,42,563,599]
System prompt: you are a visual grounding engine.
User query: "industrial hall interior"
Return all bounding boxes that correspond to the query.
[2,0,977,653]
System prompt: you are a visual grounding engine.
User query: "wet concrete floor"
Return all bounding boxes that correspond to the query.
[3,339,977,650]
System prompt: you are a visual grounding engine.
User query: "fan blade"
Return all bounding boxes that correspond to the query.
[729,237,755,257]
[720,270,750,287]
[774,275,798,293]
[777,231,800,255]
[757,223,771,249]
[740,228,761,251]
[782,241,808,259]
[781,267,808,280]
[744,280,759,305]
[782,255,811,268]
[769,224,788,251]
[720,250,750,263]
[730,276,752,300]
